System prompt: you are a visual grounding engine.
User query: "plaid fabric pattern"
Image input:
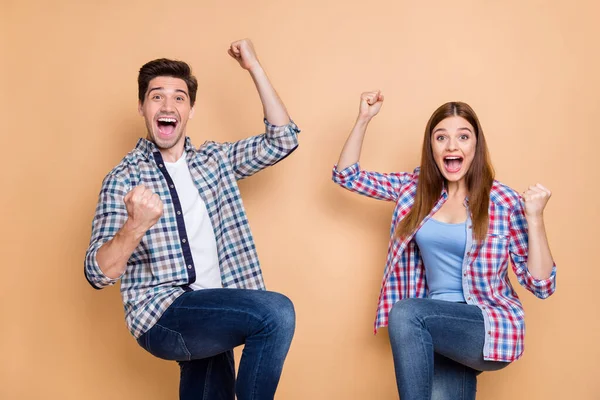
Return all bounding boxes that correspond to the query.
[85,120,300,338]
[332,163,556,362]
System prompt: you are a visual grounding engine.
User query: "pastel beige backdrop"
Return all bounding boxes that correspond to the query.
[2,0,598,399]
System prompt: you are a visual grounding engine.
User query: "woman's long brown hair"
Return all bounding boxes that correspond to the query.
[395,102,495,241]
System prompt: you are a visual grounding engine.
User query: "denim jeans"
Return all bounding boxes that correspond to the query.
[388,298,510,400]
[136,289,295,400]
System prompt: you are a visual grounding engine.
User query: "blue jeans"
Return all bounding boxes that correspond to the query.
[388,298,510,400]
[136,289,295,400]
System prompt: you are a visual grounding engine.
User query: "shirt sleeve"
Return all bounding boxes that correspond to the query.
[331,162,411,202]
[84,174,130,289]
[508,200,557,299]
[225,119,300,180]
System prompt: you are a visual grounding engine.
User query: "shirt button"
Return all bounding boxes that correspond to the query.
[481,306,486,309]
[468,225,472,229]
[159,164,163,168]
[170,184,174,189]
[187,265,192,269]
[467,297,472,301]
[466,252,471,256]
[488,331,492,335]
[182,238,187,243]
[177,211,181,215]
[463,273,467,277]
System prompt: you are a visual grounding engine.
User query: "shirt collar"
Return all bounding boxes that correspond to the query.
[440,184,470,207]
[134,136,195,160]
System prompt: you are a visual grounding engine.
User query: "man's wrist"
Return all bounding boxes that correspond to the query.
[247,63,265,76]
[120,218,148,242]
[355,115,372,127]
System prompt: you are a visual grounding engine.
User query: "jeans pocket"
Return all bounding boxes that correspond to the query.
[138,323,191,361]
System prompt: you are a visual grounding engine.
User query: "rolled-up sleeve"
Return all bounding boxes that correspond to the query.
[84,174,129,289]
[227,119,300,180]
[508,202,557,299]
[332,163,410,202]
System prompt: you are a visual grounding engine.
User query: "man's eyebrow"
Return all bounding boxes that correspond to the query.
[147,87,189,96]
[148,87,164,94]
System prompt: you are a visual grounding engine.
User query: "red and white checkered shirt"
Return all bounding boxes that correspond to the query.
[332,163,556,362]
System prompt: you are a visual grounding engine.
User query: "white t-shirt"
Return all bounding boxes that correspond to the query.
[164,153,222,290]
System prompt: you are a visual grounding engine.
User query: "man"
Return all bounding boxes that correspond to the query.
[84,39,300,400]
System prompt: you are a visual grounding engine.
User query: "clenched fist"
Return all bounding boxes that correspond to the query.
[123,185,164,234]
[359,91,384,121]
[522,183,551,219]
[228,39,260,71]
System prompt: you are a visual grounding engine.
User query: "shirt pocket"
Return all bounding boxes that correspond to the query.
[478,231,510,275]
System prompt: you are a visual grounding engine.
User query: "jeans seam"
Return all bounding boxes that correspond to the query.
[202,357,213,400]
[422,314,483,325]
[461,364,465,400]
[416,318,431,398]
[173,305,266,322]
[155,323,192,361]
[249,340,266,400]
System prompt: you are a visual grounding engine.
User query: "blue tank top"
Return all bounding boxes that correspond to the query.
[414,218,467,302]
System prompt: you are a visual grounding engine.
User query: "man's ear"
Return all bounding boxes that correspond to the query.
[189,106,195,119]
[138,100,144,116]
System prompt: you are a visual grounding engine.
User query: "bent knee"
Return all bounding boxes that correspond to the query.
[388,298,429,336]
[262,292,296,333]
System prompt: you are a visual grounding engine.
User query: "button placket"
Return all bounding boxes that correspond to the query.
[461,216,474,304]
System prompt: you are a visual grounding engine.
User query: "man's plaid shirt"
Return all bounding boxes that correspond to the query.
[85,120,300,338]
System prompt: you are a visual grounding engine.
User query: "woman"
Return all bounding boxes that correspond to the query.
[332,91,556,400]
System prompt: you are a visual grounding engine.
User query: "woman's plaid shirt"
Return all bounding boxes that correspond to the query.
[85,120,300,339]
[332,163,556,362]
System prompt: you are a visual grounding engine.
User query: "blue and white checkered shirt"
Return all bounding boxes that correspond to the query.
[85,120,300,338]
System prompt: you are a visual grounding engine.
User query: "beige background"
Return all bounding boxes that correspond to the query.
[2,0,598,399]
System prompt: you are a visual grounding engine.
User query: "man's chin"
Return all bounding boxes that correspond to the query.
[151,132,182,150]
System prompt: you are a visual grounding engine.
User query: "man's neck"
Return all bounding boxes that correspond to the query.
[159,144,185,163]
[147,134,186,163]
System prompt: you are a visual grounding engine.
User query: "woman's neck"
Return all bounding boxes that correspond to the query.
[446,179,468,199]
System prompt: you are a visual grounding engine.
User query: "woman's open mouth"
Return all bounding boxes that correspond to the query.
[443,156,463,173]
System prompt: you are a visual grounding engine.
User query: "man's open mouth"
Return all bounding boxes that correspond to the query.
[443,156,463,173]
[156,117,178,136]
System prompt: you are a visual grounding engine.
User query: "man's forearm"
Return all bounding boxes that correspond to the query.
[337,117,371,170]
[248,65,290,126]
[96,220,145,279]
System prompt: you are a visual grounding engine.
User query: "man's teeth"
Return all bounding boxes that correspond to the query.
[158,118,177,123]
